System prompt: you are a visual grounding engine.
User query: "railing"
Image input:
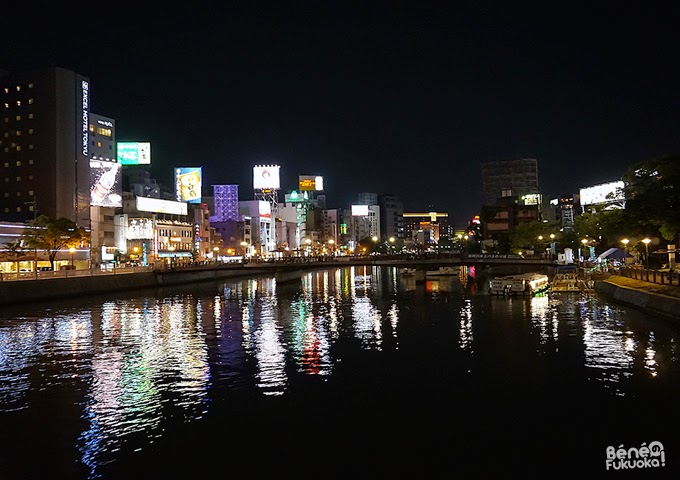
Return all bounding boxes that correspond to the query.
[0,265,154,282]
[619,266,679,286]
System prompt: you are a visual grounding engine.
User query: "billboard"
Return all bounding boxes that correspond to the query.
[117,142,151,165]
[258,201,271,218]
[90,160,122,207]
[579,181,624,206]
[351,205,369,216]
[253,165,281,190]
[299,175,324,191]
[175,167,202,203]
[136,196,188,215]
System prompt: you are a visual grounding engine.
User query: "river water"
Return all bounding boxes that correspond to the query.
[0,265,678,478]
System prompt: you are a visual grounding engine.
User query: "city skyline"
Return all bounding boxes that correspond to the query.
[3,4,680,225]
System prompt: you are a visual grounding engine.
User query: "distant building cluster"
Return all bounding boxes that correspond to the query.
[0,67,624,271]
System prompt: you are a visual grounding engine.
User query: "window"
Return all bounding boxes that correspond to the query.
[15,130,21,136]
[16,100,21,107]
[15,115,21,121]
[28,159,33,164]
[28,144,33,150]
[16,207,21,212]
[28,113,33,119]
[28,190,33,195]
[16,176,20,181]
[28,129,33,134]
[15,145,20,151]
[28,83,33,88]
[16,161,21,166]
[16,191,21,196]
[28,98,33,105]
[3,162,7,167]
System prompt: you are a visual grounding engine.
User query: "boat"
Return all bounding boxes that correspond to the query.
[425,266,459,276]
[489,273,550,296]
[550,266,583,292]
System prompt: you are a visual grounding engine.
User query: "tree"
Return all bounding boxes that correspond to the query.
[2,240,26,273]
[623,154,680,243]
[21,215,88,270]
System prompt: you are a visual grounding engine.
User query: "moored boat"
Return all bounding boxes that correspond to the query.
[425,266,459,276]
[490,273,550,296]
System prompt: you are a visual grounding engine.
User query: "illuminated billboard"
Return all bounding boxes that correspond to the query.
[521,193,541,206]
[253,165,281,190]
[299,175,324,191]
[258,201,271,218]
[174,167,202,203]
[579,181,624,206]
[117,142,151,165]
[136,196,188,215]
[351,205,369,216]
[90,160,122,207]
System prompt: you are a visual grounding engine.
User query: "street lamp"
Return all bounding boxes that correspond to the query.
[213,246,219,262]
[240,241,248,258]
[642,238,651,270]
[389,237,395,255]
[328,239,335,256]
[69,247,76,268]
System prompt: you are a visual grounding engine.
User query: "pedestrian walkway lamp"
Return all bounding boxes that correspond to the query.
[621,239,629,264]
[642,238,651,270]
[70,247,76,268]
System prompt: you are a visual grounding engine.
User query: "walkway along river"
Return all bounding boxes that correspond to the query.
[1,264,679,478]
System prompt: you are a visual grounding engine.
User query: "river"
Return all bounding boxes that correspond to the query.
[0,265,678,478]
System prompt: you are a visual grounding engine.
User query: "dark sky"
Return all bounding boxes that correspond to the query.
[3,3,680,226]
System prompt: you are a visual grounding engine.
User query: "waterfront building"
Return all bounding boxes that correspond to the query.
[0,67,93,227]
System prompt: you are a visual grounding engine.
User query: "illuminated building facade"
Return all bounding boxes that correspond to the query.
[0,67,92,226]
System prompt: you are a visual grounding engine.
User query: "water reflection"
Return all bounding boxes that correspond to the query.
[1,266,679,478]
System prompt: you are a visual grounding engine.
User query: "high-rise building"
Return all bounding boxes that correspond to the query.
[378,194,404,241]
[0,67,92,226]
[481,158,539,207]
[211,184,239,222]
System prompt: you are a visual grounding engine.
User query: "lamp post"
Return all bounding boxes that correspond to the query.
[550,233,556,259]
[621,239,629,265]
[328,239,335,256]
[642,238,651,270]
[213,246,219,262]
[389,237,395,255]
[305,238,312,257]
[69,247,76,268]
[240,241,248,260]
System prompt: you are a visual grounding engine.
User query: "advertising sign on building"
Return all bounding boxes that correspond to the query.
[174,167,202,203]
[253,165,281,190]
[117,142,151,165]
[90,160,122,207]
[351,205,369,216]
[136,196,188,215]
[580,181,625,206]
[258,201,271,218]
[298,175,324,191]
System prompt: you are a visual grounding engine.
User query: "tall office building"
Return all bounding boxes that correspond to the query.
[0,67,92,226]
[378,194,404,241]
[481,158,539,206]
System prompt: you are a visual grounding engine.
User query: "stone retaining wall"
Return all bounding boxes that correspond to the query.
[595,280,680,323]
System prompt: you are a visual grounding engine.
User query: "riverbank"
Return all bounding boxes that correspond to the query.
[594,275,680,324]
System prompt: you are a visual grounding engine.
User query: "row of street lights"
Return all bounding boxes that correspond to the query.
[621,237,651,269]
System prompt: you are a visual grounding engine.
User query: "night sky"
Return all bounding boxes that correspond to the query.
[3,3,680,226]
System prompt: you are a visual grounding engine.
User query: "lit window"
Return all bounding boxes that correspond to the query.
[3,162,7,167]
[16,176,21,181]
[16,161,21,166]
[3,103,8,109]
[28,113,33,119]
[16,146,20,151]
[28,83,33,88]
[28,145,33,150]
[16,85,20,92]
[16,130,21,136]
[28,160,33,165]
[16,207,21,212]
[15,115,21,121]
[28,98,33,104]
[16,100,21,107]
[28,129,33,134]
[28,175,33,180]
[16,191,21,196]
[29,190,33,195]
[3,88,7,94]
[29,206,34,211]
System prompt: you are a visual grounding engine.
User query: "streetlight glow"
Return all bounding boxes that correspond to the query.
[642,238,651,270]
